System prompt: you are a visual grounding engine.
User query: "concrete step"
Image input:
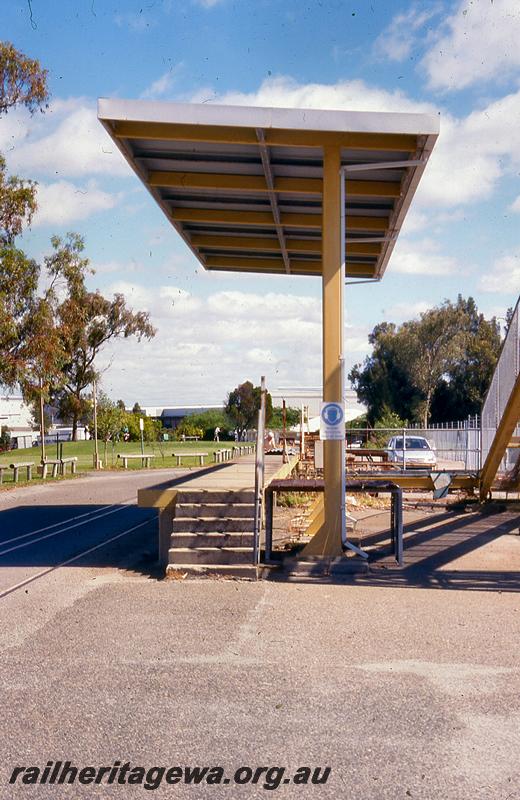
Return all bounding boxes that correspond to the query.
[283,555,369,577]
[171,532,254,548]
[170,546,254,565]
[175,502,254,519]
[171,517,254,533]
[166,563,257,580]
[176,489,255,504]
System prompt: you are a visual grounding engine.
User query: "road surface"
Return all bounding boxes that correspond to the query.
[1,472,520,799]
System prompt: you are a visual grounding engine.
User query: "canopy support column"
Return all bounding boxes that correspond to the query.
[302,145,344,557]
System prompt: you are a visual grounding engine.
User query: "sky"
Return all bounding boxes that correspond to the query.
[2,0,520,407]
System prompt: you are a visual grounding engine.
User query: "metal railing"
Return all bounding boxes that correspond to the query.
[253,376,266,565]
[481,297,520,473]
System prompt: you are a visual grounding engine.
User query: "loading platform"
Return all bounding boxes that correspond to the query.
[138,453,297,577]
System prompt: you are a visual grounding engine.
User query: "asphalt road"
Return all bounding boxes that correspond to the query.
[1,472,520,799]
[0,470,175,599]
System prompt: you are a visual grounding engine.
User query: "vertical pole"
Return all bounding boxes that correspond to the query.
[253,376,266,567]
[282,399,288,463]
[339,165,346,547]
[321,146,343,555]
[93,379,99,469]
[39,377,46,465]
[300,403,305,459]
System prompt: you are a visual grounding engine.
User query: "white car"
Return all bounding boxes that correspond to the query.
[386,435,437,470]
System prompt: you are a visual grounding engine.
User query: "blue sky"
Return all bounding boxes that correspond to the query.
[2,0,520,405]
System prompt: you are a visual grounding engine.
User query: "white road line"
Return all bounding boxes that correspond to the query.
[0,504,134,557]
[0,517,154,600]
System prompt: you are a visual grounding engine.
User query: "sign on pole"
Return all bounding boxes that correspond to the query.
[139,418,144,431]
[320,402,345,440]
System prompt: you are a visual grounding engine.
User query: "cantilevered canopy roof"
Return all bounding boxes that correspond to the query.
[98,99,438,279]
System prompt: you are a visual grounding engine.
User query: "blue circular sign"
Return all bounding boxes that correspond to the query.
[321,403,344,426]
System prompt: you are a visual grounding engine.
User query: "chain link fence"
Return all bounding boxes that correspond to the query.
[481,297,520,473]
[345,422,480,471]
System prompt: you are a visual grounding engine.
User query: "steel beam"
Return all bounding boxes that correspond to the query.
[480,371,520,500]
[171,207,389,231]
[114,120,418,152]
[256,128,291,274]
[191,234,381,256]
[150,170,401,198]
[204,254,375,277]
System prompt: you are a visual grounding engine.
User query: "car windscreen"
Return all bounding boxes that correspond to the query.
[393,437,430,450]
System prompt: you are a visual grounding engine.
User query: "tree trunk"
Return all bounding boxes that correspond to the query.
[423,390,431,429]
[72,413,78,441]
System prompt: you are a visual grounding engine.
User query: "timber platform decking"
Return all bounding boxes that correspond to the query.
[138,453,297,508]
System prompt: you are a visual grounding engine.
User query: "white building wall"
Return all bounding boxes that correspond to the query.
[0,395,34,431]
[271,387,366,420]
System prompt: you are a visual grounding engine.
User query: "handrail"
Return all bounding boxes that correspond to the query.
[253,375,266,565]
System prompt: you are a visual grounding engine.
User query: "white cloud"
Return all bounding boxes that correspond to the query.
[140,64,184,100]
[509,196,520,213]
[390,238,462,276]
[187,74,520,209]
[374,5,441,62]
[422,0,520,92]
[96,282,329,404]
[5,99,128,179]
[478,254,520,293]
[423,89,520,206]
[33,180,117,227]
[7,74,520,213]
[207,75,437,115]
[194,0,226,7]
[207,290,321,322]
[91,259,141,276]
[384,300,432,321]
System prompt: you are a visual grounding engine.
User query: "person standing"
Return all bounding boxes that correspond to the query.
[214,426,221,442]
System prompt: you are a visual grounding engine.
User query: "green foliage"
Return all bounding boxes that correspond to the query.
[349,321,421,425]
[40,233,156,439]
[0,45,155,441]
[276,491,314,508]
[0,42,49,382]
[174,421,204,440]
[225,381,272,432]
[95,393,127,463]
[269,405,300,429]
[430,297,501,422]
[121,412,161,442]
[0,427,11,450]
[0,156,38,246]
[350,296,501,426]
[370,406,407,447]
[175,409,230,441]
[0,42,48,115]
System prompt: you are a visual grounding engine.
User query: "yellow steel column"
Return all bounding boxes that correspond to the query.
[302,145,344,557]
